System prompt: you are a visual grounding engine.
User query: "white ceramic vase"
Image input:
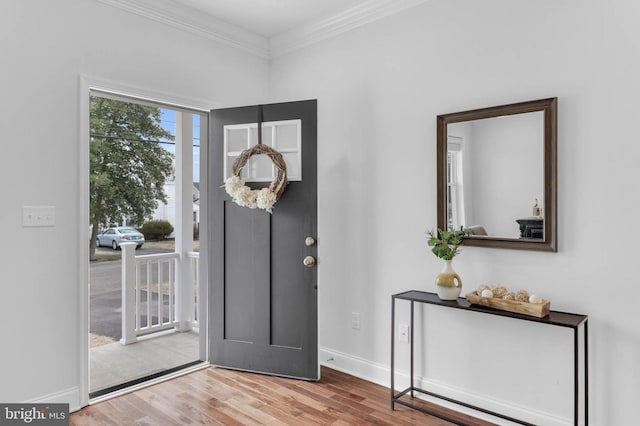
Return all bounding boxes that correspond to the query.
[435,260,462,300]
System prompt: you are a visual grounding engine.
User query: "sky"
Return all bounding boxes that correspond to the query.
[159,108,201,183]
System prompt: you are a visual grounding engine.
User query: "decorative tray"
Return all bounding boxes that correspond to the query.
[465,292,550,318]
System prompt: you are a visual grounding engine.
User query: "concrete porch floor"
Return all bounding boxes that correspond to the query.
[89,330,200,394]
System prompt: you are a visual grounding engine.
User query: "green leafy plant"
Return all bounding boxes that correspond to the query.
[142,220,174,240]
[426,228,470,260]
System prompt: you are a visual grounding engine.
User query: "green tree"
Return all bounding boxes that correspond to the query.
[89,97,174,260]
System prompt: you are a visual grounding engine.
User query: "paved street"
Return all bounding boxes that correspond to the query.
[90,245,174,341]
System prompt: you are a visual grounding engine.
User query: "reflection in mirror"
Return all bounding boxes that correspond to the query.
[436,98,557,252]
[446,112,544,239]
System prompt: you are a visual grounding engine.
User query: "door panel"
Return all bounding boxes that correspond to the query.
[271,197,309,350]
[209,100,318,380]
[222,202,261,344]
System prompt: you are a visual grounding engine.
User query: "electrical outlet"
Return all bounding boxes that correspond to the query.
[399,324,410,343]
[351,312,361,330]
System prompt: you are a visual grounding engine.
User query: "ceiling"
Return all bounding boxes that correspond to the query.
[169,0,372,37]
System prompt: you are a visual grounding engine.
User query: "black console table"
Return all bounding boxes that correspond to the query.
[516,217,544,239]
[391,291,588,426]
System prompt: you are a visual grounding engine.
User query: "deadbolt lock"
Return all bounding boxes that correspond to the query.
[305,236,316,246]
[303,255,316,267]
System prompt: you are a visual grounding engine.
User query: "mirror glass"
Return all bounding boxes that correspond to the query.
[437,98,557,251]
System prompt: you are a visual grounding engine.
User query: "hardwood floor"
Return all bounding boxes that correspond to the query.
[71,366,496,425]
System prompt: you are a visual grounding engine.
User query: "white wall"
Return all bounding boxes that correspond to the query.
[270,0,640,424]
[0,0,267,410]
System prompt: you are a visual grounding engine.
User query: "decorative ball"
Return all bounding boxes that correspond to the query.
[477,285,490,296]
[529,294,543,304]
[515,290,530,302]
[491,284,508,298]
[502,292,515,301]
[481,289,494,298]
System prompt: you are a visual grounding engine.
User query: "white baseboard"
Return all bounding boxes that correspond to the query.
[319,346,574,426]
[26,387,82,413]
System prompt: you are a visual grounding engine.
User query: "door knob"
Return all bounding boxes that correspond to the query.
[305,236,316,246]
[303,255,316,267]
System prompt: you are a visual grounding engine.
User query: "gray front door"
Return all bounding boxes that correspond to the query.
[209,100,318,380]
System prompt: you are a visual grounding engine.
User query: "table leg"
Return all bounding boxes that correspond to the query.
[410,301,414,398]
[574,326,579,426]
[585,320,589,426]
[390,296,395,410]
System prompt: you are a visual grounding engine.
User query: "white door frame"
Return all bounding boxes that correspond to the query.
[78,76,213,407]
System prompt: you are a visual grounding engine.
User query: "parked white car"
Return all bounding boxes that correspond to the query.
[97,227,145,249]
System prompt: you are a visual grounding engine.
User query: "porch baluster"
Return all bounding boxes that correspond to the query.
[120,242,138,345]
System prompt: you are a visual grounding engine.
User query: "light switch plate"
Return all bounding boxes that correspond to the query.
[23,206,56,227]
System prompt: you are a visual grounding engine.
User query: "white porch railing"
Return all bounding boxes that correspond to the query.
[120,242,199,345]
[187,251,199,327]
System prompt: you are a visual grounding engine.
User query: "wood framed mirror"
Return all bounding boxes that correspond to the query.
[436,98,557,251]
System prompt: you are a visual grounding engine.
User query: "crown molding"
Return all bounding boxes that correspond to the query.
[97,0,428,59]
[97,0,270,58]
[269,0,429,57]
